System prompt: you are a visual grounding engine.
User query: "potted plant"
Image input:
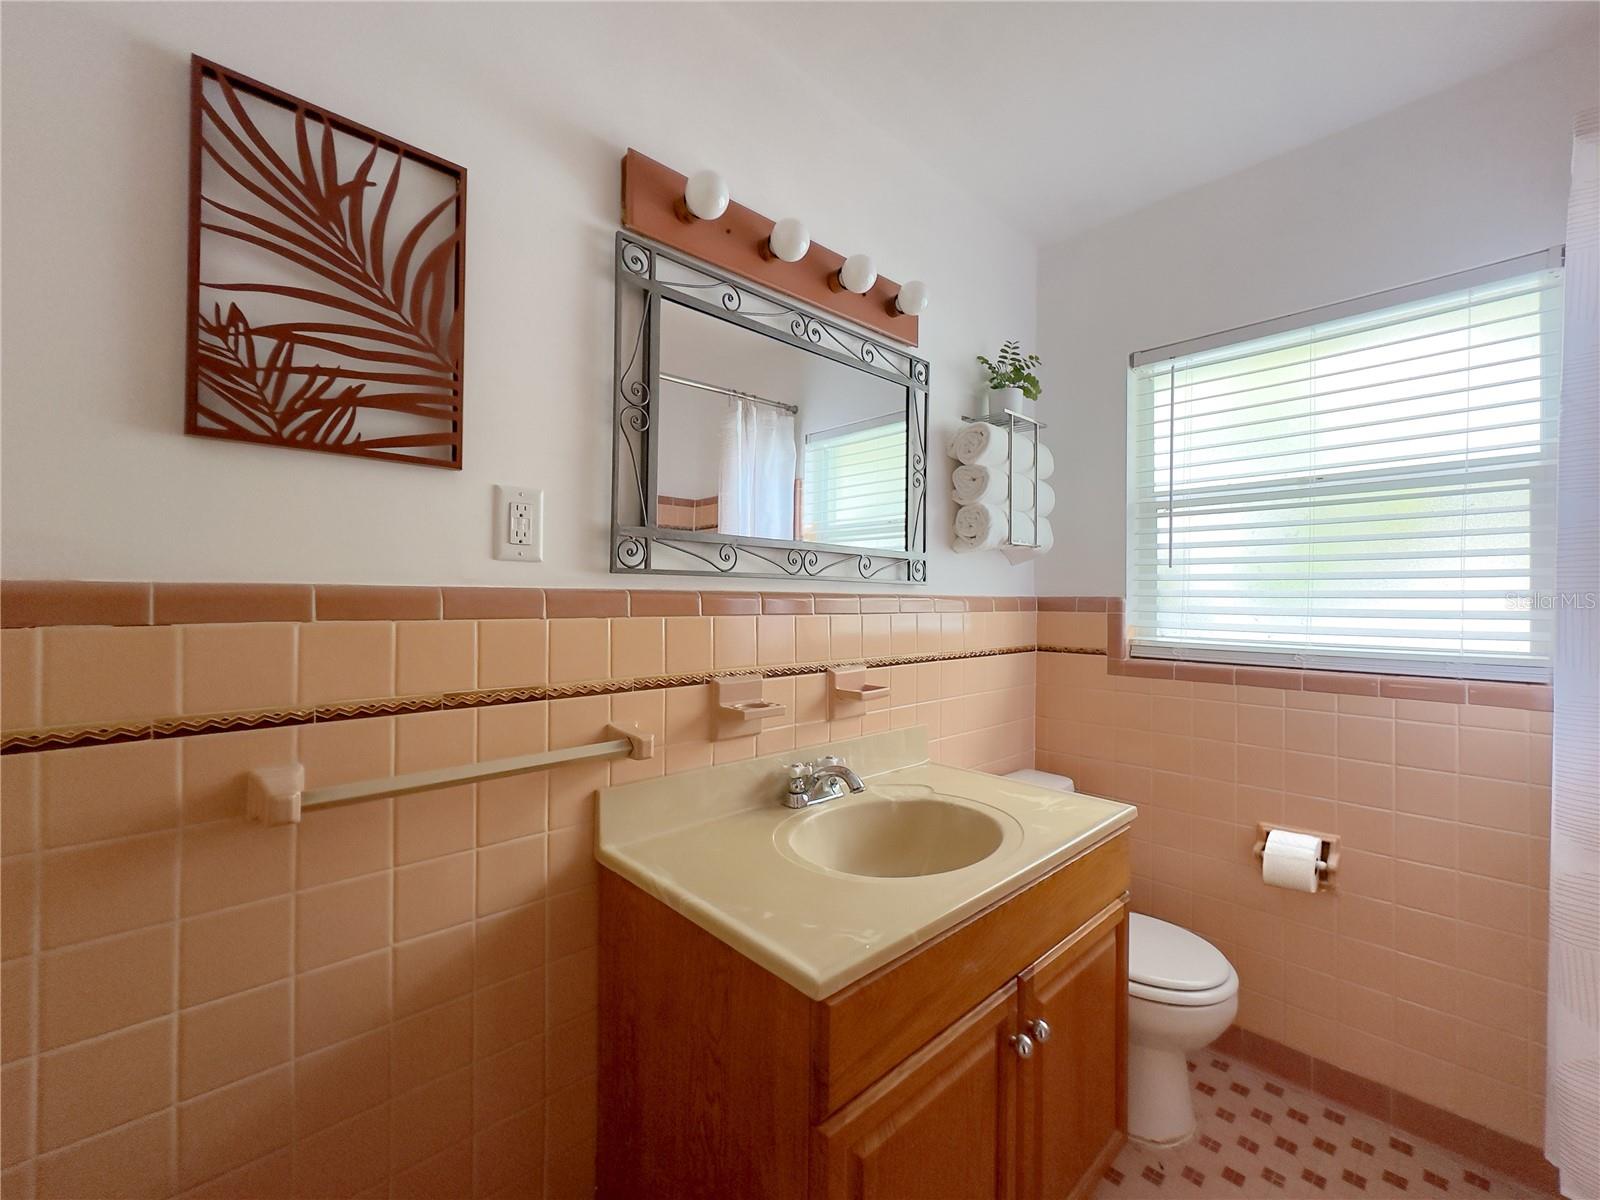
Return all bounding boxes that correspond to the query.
[976,340,1043,419]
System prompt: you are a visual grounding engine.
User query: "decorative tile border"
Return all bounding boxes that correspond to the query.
[1036,599,1554,711]
[0,580,1039,627]
[0,644,1039,755]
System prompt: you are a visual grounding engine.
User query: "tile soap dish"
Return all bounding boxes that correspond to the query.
[828,666,889,701]
[713,675,786,733]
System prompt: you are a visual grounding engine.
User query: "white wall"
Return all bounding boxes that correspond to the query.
[1034,38,1599,596]
[0,2,1037,592]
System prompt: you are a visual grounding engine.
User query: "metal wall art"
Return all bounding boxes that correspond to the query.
[612,234,929,585]
[185,57,467,468]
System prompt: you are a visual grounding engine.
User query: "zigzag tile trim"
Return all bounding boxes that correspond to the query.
[1,644,1067,755]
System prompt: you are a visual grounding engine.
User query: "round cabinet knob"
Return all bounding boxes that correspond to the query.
[1011,1033,1035,1059]
[1025,1018,1052,1043]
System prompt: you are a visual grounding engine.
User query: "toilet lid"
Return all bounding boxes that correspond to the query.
[1128,914,1232,992]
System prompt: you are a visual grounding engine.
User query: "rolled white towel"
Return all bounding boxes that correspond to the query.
[955,501,1006,544]
[1008,479,1056,517]
[955,510,1008,552]
[1009,513,1055,554]
[1036,442,1055,480]
[952,465,1006,506]
[1002,517,1055,565]
[951,423,1034,471]
[957,527,1007,552]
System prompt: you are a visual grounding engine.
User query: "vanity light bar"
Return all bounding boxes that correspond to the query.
[624,149,926,341]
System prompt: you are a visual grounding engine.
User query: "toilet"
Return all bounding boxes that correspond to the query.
[1004,770,1239,1148]
[1126,914,1239,1145]
[1002,768,1077,792]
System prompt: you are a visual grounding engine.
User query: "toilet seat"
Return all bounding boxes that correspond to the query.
[1129,971,1239,1007]
[1128,914,1239,1008]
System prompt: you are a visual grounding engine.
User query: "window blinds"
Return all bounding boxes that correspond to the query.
[1127,254,1564,682]
[801,414,908,550]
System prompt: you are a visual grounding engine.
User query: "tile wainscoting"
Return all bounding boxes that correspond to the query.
[0,582,1557,1196]
[1034,599,1555,1182]
[0,584,1036,1200]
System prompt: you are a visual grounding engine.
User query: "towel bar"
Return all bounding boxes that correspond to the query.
[245,723,654,826]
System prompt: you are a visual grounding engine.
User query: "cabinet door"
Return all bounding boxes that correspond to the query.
[1017,900,1127,1200]
[813,983,1020,1200]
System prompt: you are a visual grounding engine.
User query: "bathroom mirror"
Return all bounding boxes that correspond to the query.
[613,235,928,584]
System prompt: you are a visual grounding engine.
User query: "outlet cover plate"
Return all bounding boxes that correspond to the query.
[493,485,543,562]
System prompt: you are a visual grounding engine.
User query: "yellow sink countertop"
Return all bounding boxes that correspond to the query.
[595,728,1136,1000]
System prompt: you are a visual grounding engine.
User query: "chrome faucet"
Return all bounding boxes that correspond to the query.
[782,754,867,808]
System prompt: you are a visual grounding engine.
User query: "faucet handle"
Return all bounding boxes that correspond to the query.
[785,762,811,780]
[817,754,846,768]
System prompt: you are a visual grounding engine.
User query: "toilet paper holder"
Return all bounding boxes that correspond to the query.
[1252,824,1340,892]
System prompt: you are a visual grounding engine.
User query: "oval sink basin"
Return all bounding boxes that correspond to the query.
[781,795,1006,878]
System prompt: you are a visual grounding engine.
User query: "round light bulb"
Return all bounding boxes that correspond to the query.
[838,254,877,295]
[895,279,929,316]
[768,217,810,263]
[683,170,729,221]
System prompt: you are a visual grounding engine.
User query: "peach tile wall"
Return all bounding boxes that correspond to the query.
[0,603,1035,1200]
[1035,647,1553,1147]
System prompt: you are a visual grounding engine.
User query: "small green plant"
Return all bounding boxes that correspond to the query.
[976,340,1043,401]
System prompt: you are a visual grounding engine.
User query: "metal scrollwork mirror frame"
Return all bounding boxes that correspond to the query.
[611,232,929,585]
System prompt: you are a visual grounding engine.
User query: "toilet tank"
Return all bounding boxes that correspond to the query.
[1002,768,1076,793]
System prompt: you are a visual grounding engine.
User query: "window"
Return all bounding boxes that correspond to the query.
[1127,251,1563,682]
[802,414,907,550]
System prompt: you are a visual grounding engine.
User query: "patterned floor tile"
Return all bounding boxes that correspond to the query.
[1095,1053,1540,1200]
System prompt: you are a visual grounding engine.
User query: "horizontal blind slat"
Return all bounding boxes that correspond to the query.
[1127,265,1560,680]
[1135,314,1563,414]
[1132,277,1562,377]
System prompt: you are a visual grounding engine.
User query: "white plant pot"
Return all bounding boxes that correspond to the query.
[986,387,1035,421]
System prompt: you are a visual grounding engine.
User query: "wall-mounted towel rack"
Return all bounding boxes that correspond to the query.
[959,410,1045,549]
[244,723,654,826]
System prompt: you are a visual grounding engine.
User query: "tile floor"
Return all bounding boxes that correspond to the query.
[1097,1053,1541,1200]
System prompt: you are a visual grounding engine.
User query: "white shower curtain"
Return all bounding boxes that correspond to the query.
[718,396,796,540]
[1546,108,1599,1200]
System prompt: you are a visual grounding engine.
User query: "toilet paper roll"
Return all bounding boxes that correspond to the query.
[1261,829,1323,893]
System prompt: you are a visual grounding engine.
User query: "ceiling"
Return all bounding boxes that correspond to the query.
[727,1,1598,246]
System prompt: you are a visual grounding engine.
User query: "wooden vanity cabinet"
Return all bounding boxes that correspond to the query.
[813,984,1021,1200]
[598,831,1129,1200]
[1018,901,1129,1200]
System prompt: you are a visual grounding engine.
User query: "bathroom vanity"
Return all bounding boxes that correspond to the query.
[596,730,1136,1200]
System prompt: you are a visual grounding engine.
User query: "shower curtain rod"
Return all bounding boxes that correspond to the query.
[660,372,799,414]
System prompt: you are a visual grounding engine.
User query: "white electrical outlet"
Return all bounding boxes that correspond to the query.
[493,486,543,562]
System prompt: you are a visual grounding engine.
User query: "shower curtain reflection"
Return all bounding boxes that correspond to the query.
[718,395,798,540]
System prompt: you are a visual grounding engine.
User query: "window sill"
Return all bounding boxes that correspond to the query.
[1035,599,1555,711]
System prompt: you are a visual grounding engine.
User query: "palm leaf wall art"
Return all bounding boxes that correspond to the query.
[185,57,467,468]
